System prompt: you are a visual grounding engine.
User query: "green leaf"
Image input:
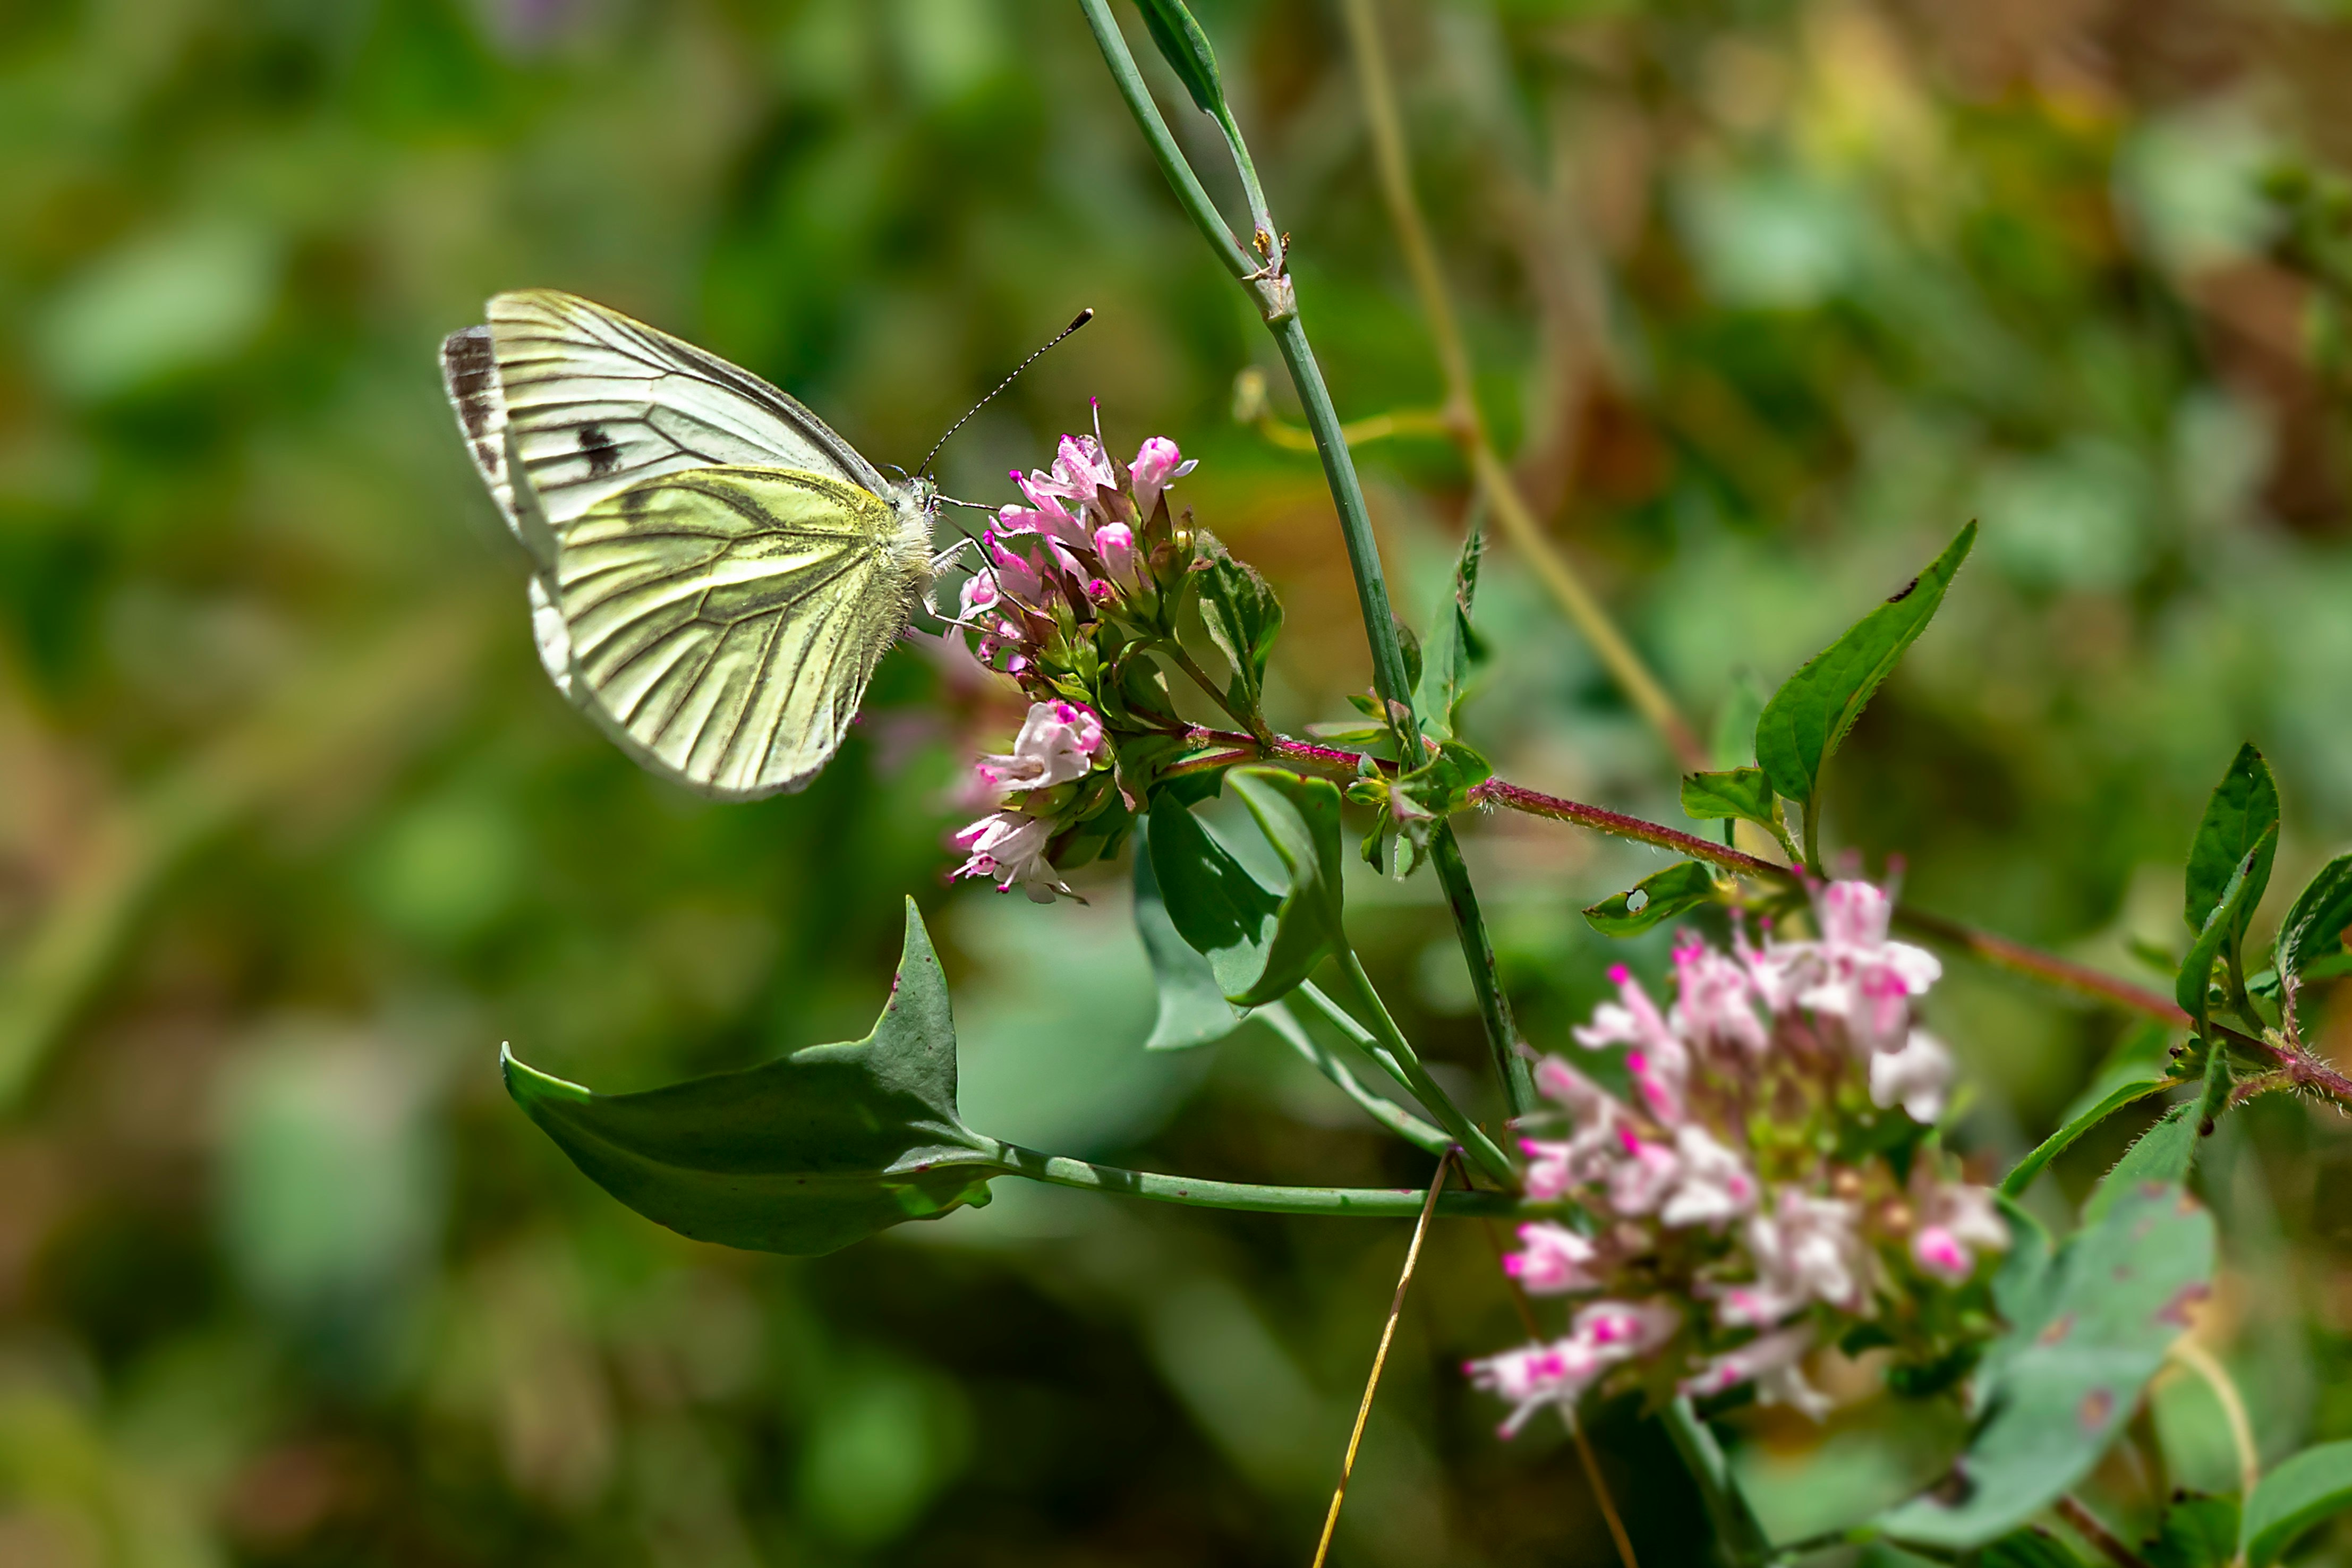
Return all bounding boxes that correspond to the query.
[1711,671,1766,770]
[2144,1493,2240,1568]
[1133,815,1251,1051]
[2275,850,2352,991]
[1980,1527,2096,1567]
[2176,826,2276,1028]
[1999,1074,2175,1197]
[1582,860,1726,937]
[1879,1181,2215,1550]
[1393,613,1422,700]
[1130,0,1225,116]
[1681,768,1779,833]
[2184,743,2279,935]
[1756,522,1976,805]
[2244,1439,2352,1565]
[501,898,1002,1256]
[2085,1103,2196,1221]
[1414,517,1486,742]
[1195,535,1283,723]
[1147,768,1345,1007]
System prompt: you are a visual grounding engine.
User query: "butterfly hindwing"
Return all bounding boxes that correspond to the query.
[555,466,922,799]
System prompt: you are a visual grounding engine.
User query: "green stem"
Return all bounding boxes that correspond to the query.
[1258,998,1452,1154]
[1331,949,1518,1188]
[992,1141,1518,1218]
[1072,0,1258,276]
[1428,825,1536,1117]
[1659,1398,1774,1566]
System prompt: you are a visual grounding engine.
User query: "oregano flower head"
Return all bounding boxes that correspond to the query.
[1468,879,2007,1435]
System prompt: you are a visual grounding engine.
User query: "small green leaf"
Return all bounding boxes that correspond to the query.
[2276,850,2352,990]
[1583,860,1726,936]
[1414,518,1486,742]
[1756,522,1976,805]
[2144,1492,2240,1568]
[1147,768,1345,1007]
[1393,613,1422,699]
[2184,743,2279,936]
[2244,1439,2352,1565]
[502,899,1002,1256]
[1133,815,1251,1051]
[1879,1181,2215,1550]
[1680,768,1779,832]
[1131,0,1225,116]
[1711,671,1766,770]
[2176,826,2276,1028]
[1980,1527,2097,1567]
[1999,1074,2175,1197]
[1195,534,1283,723]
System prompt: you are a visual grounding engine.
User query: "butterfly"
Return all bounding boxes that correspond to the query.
[441,290,942,800]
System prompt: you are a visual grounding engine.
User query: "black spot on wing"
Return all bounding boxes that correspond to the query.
[441,327,497,433]
[578,425,623,479]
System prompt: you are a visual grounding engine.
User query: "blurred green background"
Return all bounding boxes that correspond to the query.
[8,0,2352,1562]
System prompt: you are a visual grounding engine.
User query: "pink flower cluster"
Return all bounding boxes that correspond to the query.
[958,430,1195,676]
[951,699,1104,902]
[1467,880,2007,1436]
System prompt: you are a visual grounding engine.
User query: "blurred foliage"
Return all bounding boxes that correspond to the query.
[8,0,2352,1563]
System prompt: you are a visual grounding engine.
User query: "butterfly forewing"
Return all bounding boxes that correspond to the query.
[556,467,922,799]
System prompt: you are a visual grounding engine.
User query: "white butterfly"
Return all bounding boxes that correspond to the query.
[441,290,941,799]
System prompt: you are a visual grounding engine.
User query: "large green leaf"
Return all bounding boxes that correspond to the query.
[502,898,1002,1256]
[2184,743,2278,936]
[1133,815,1252,1051]
[2244,1440,2352,1565]
[2275,850,2352,992]
[1756,522,1976,805]
[1147,768,1345,1007]
[1879,1181,2215,1550]
[2177,826,2276,1029]
[1582,860,1727,937]
[2144,1493,2240,1568]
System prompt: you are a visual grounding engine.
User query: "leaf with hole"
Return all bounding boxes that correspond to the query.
[1147,768,1345,1007]
[1878,1180,2214,1550]
[502,898,1003,1256]
[1582,860,1725,937]
[1756,522,1975,805]
[1133,814,1252,1050]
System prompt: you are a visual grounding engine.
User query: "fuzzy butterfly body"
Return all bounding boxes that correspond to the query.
[441,289,938,799]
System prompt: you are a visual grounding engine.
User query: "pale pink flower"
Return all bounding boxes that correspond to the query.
[982,530,1046,602]
[1659,1126,1759,1230]
[1783,881,1942,1053]
[1129,434,1197,518]
[1094,520,1140,589]
[1869,1030,1953,1123]
[1742,1190,1867,1317]
[1908,1175,2007,1284]
[1576,965,1688,1123]
[1681,1324,1829,1419]
[1505,1223,1600,1296]
[1464,1337,1610,1437]
[958,568,1001,621]
[972,701,1103,798]
[1606,1135,1682,1217]
[1573,1299,1679,1358]
[1671,934,1769,1056]
[950,810,1063,901]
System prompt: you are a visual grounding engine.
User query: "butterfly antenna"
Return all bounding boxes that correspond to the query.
[917,308,1094,478]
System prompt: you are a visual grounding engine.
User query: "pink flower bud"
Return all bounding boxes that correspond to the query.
[1095,520,1140,587]
[1129,435,1196,517]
